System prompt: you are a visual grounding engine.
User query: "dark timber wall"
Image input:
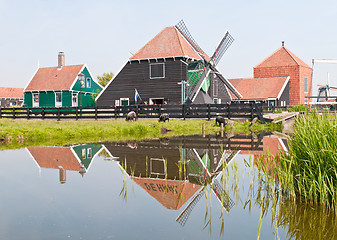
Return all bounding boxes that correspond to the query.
[97,57,189,106]
[278,81,290,106]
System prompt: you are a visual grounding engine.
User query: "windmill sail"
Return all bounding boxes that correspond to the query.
[211,32,234,67]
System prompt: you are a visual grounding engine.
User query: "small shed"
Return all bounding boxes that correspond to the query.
[0,87,24,107]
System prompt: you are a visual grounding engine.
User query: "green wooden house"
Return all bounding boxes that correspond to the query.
[24,52,102,108]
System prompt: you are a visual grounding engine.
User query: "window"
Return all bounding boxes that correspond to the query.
[33,93,39,107]
[81,148,86,159]
[120,98,129,106]
[213,79,218,97]
[304,77,308,93]
[87,148,92,158]
[55,92,62,107]
[213,98,218,104]
[150,63,165,79]
[72,93,78,107]
[305,99,308,105]
[115,100,120,106]
[86,78,91,88]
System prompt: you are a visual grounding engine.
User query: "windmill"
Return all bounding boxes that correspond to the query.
[175,20,242,103]
[317,73,337,102]
[176,148,239,226]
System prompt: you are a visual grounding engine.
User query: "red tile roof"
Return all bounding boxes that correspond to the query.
[25,65,84,91]
[131,177,201,210]
[0,87,23,98]
[27,146,81,171]
[255,46,310,68]
[130,26,206,61]
[229,76,289,100]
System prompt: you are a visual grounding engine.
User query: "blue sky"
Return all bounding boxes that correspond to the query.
[1,0,337,94]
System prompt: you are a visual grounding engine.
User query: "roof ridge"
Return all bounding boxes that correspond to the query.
[283,47,300,66]
[175,27,185,57]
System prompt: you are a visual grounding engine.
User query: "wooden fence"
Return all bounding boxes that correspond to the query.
[0,103,266,122]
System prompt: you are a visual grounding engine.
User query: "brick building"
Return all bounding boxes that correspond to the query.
[253,42,312,105]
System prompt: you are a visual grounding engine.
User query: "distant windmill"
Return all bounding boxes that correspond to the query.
[175,148,238,226]
[175,20,242,103]
[317,72,337,102]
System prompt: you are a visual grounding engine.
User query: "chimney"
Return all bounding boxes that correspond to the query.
[282,41,285,47]
[58,52,65,69]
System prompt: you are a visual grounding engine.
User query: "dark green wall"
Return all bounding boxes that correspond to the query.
[24,92,32,107]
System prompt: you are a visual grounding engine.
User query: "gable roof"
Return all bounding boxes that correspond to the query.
[229,76,289,100]
[255,46,311,68]
[130,26,206,61]
[25,64,84,91]
[131,177,201,210]
[27,146,82,171]
[0,87,23,99]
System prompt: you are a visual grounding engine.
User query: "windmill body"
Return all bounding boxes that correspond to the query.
[96,20,240,106]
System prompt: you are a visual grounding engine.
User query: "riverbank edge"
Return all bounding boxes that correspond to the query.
[0,118,282,150]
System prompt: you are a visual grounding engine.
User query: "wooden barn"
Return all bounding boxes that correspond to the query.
[24,52,102,108]
[0,87,24,107]
[96,20,241,106]
[229,42,312,106]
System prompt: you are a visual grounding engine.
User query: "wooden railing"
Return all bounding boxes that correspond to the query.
[0,103,266,121]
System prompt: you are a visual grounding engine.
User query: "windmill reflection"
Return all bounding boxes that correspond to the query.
[102,133,272,225]
[26,144,104,183]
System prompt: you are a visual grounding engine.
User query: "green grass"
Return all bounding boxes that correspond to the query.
[288,104,308,112]
[0,118,280,150]
[258,111,337,209]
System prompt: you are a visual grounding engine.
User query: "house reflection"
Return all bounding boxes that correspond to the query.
[26,144,103,183]
[102,133,287,222]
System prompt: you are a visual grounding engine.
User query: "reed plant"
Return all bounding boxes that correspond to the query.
[259,111,337,209]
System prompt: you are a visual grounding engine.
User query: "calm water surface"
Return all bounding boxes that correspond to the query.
[0,134,335,239]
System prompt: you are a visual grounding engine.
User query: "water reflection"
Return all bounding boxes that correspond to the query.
[26,144,103,183]
[4,133,336,239]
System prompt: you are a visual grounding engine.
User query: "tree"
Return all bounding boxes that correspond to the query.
[97,72,114,87]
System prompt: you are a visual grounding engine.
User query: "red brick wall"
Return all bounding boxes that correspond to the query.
[253,66,311,106]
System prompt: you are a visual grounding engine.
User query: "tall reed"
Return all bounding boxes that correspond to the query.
[271,111,337,208]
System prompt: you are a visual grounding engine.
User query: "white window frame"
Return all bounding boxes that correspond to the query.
[149,63,165,79]
[87,148,92,158]
[81,148,86,159]
[120,98,129,106]
[55,92,62,107]
[86,78,91,88]
[72,93,78,107]
[33,93,39,107]
[115,100,120,106]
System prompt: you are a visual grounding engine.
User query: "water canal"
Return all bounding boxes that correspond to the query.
[0,134,335,239]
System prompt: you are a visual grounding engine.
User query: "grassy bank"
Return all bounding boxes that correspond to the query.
[258,112,337,209]
[0,118,281,150]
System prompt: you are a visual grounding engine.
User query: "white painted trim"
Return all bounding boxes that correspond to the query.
[32,92,39,107]
[277,76,290,99]
[25,147,42,174]
[54,91,62,107]
[84,64,104,89]
[278,138,288,153]
[95,62,128,101]
[69,64,86,90]
[24,66,40,92]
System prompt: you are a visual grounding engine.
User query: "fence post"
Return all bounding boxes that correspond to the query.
[27,107,30,119]
[95,106,98,120]
[13,108,15,119]
[57,108,60,121]
[114,106,117,119]
[158,104,161,117]
[42,107,45,120]
[182,104,185,120]
[0,107,2,119]
[250,103,254,120]
[76,107,78,120]
[207,104,210,121]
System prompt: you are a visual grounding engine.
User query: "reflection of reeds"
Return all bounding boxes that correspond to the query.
[120,158,128,203]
